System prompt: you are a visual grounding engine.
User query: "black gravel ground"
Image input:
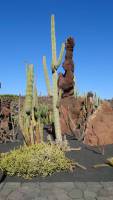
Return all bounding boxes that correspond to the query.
[0,131,113,182]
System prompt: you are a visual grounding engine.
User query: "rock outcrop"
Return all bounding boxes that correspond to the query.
[84,101,113,146]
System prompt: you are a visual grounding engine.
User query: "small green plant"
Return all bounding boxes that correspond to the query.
[35,104,53,125]
[93,92,101,109]
[0,143,72,179]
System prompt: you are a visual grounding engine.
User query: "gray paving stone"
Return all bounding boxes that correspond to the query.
[48,187,70,200]
[84,198,96,200]
[21,187,40,198]
[68,189,83,199]
[4,182,21,189]
[7,190,25,200]
[98,188,113,197]
[0,182,20,198]
[86,183,102,193]
[53,182,75,191]
[86,187,102,193]
[0,197,6,200]
[0,182,5,190]
[56,193,71,200]
[100,182,113,190]
[33,198,47,200]
[40,182,55,190]
[0,182,113,200]
[74,182,87,191]
[84,190,97,199]
[86,182,101,187]
[21,182,40,188]
[22,188,40,196]
[7,186,41,200]
[70,199,84,200]
[46,195,57,200]
[40,190,53,197]
[52,187,67,195]
[100,182,113,188]
[97,197,113,200]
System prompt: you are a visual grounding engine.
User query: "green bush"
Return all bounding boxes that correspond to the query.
[0,94,19,101]
[0,143,72,179]
[35,104,53,125]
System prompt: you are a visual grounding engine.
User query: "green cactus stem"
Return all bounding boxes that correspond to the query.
[51,14,64,142]
[51,15,65,71]
[25,64,34,114]
[43,56,52,96]
[33,80,38,109]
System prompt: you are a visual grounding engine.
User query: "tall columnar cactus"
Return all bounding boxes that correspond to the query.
[51,15,65,142]
[43,56,52,96]
[25,64,34,114]
[43,15,65,142]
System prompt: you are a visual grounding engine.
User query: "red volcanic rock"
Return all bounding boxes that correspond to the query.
[59,96,84,137]
[57,37,75,98]
[1,107,10,118]
[84,101,113,146]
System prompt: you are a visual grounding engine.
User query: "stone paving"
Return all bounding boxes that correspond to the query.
[0,182,113,200]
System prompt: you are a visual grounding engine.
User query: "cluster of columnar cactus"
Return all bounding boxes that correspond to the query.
[19,64,53,145]
[19,64,42,145]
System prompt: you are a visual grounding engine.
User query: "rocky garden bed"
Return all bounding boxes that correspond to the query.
[0,129,113,182]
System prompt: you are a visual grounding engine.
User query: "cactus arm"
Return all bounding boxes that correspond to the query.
[43,56,52,96]
[56,43,65,69]
[51,15,57,69]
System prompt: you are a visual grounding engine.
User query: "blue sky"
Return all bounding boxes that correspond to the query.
[0,0,113,99]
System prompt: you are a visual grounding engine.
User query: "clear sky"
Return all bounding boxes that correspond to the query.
[0,0,113,99]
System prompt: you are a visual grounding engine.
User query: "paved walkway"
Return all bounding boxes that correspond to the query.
[0,182,113,200]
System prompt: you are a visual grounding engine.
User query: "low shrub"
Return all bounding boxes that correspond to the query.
[0,143,72,179]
